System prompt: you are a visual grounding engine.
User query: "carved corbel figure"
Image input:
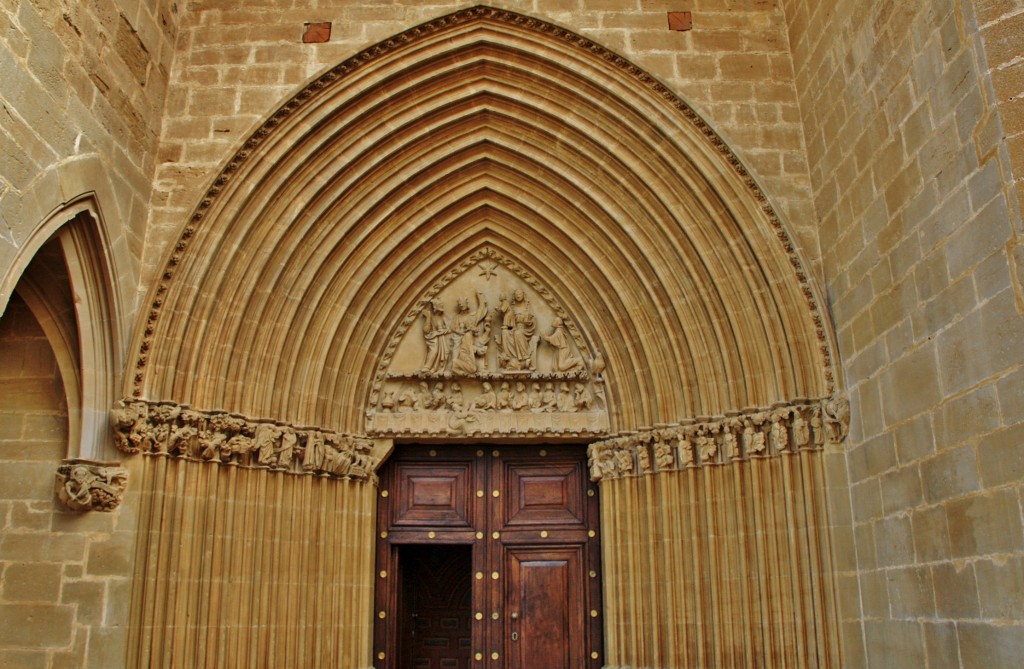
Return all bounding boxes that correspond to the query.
[56,460,128,512]
[823,394,851,443]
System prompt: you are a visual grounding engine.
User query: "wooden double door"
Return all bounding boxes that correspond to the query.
[374,445,603,669]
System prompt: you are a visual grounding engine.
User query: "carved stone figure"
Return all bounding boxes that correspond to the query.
[770,410,790,452]
[697,426,718,463]
[723,423,740,460]
[176,411,205,458]
[429,382,447,410]
[573,383,592,411]
[542,317,584,373]
[321,435,353,475]
[679,434,695,468]
[448,382,466,412]
[275,427,297,468]
[380,390,396,412]
[636,442,652,474]
[303,431,326,471]
[539,382,557,412]
[420,298,450,373]
[473,382,497,411]
[823,395,850,443]
[396,386,417,412]
[111,400,152,454]
[654,437,674,471]
[451,290,490,375]
[56,461,128,512]
[511,381,529,410]
[556,382,574,412]
[792,410,810,448]
[811,409,824,446]
[615,446,634,476]
[253,423,282,466]
[740,415,765,455]
[495,289,538,370]
[496,382,512,411]
[528,382,543,410]
[149,404,181,454]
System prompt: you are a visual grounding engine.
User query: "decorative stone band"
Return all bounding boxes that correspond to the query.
[56,459,128,512]
[110,399,379,483]
[587,395,850,483]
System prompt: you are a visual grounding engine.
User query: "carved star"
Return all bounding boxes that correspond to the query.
[478,262,498,280]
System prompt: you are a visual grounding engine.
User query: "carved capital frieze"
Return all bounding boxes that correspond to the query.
[366,247,610,439]
[111,399,379,483]
[588,395,849,482]
[56,459,128,512]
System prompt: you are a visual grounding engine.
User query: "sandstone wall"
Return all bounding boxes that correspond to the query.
[0,0,179,314]
[781,0,1024,666]
[0,294,137,669]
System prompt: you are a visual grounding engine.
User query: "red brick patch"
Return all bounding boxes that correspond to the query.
[302,22,332,44]
[667,11,692,32]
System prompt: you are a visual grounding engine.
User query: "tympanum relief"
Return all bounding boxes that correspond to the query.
[366,248,609,438]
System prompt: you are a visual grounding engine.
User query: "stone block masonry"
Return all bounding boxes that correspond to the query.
[0,296,136,669]
[781,0,1024,666]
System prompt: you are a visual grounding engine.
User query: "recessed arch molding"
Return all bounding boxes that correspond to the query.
[125,4,841,446]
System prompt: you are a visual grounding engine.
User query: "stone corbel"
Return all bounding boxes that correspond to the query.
[56,459,128,512]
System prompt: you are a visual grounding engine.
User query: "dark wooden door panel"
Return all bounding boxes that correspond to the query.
[507,546,584,669]
[502,460,586,528]
[393,462,474,528]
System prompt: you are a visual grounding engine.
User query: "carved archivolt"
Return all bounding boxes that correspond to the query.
[56,460,128,512]
[111,399,379,482]
[587,395,850,482]
[366,247,609,438]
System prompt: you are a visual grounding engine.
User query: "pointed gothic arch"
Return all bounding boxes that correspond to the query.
[130,6,837,436]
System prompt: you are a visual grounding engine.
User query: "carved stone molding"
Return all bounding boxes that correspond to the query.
[56,459,128,512]
[131,5,836,399]
[587,394,850,482]
[365,247,610,439]
[111,399,379,483]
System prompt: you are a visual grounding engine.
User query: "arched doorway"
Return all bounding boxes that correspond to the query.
[121,7,845,668]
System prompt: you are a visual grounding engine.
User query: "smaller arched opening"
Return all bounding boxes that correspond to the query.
[1,200,124,461]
